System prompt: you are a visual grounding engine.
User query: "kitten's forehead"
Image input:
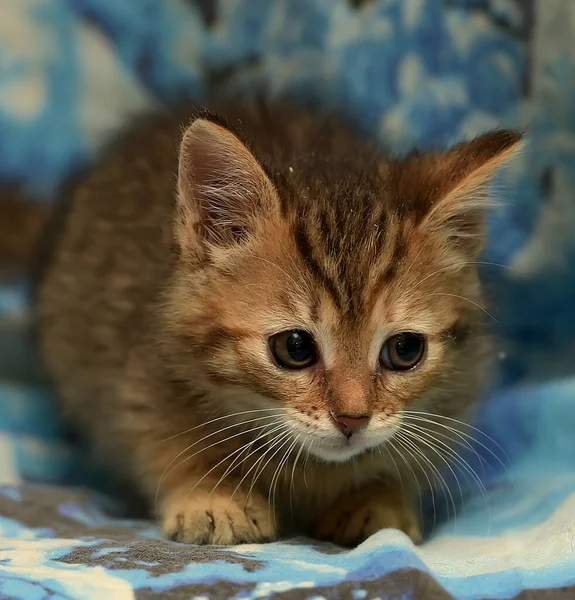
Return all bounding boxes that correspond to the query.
[265,149,443,320]
[264,149,486,334]
[285,189,418,323]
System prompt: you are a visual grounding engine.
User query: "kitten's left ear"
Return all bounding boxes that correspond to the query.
[424,130,524,257]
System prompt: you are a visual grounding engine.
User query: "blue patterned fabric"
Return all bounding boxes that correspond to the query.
[2,1,575,598]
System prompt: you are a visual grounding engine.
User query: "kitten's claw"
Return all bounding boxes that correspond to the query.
[161,489,277,545]
[313,484,421,547]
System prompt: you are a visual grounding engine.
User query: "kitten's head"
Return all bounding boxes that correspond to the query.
[167,112,522,463]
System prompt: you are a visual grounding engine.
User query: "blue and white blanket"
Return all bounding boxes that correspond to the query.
[2,1,575,598]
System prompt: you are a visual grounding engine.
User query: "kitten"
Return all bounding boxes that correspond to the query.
[32,102,521,546]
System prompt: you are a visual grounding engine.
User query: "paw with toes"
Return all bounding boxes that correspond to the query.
[314,484,421,547]
[161,489,277,545]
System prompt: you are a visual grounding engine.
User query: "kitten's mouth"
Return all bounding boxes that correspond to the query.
[283,412,402,463]
[301,425,398,463]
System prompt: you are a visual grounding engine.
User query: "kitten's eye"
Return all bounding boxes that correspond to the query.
[269,330,317,369]
[380,333,426,371]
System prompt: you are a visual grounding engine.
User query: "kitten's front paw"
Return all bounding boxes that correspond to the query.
[161,489,277,545]
[314,484,421,547]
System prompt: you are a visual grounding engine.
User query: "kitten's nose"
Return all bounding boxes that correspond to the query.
[332,414,370,438]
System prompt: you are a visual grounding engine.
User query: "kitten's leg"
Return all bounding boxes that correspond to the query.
[121,365,280,545]
[313,482,421,547]
[160,483,277,545]
[131,418,279,544]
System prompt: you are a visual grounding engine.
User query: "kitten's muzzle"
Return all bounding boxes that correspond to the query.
[330,412,371,438]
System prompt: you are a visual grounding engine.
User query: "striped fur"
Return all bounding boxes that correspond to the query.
[36,102,522,546]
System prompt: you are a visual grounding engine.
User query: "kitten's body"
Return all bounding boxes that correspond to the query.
[35,103,520,545]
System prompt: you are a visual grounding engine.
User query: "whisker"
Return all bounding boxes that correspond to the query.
[409,261,514,294]
[302,440,313,488]
[402,418,486,477]
[405,423,485,486]
[403,423,492,533]
[427,292,499,323]
[398,427,461,528]
[251,256,303,291]
[395,431,446,531]
[401,411,509,470]
[234,428,293,502]
[380,444,403,490]
[387,437,428,535]
[209,420,285,496]
[159,408,284,443]
[230,422,294,497]
[289,437,306,516]
[207,435,271,497]
[270,435,300,531]
[258,433,295,509]
[238,283,275,292]
[155,415,283,510]
[187,422,292,501]
[242,432,295,527]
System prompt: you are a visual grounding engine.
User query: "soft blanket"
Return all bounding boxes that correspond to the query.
[2,1,575,598]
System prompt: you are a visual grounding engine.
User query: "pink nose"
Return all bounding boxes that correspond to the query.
[332,414,370,438]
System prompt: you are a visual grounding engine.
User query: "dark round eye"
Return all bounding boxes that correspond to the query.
[380,333,426,371]
[269,330,317,369]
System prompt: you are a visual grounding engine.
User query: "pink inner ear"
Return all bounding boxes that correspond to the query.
[177,118,279,249]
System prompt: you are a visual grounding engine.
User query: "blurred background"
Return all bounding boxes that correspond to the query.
[0,0,574,512]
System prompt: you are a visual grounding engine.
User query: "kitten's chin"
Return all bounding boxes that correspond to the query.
[304,428,398,464]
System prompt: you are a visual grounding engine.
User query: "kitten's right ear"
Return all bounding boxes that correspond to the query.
[176,118,279,257]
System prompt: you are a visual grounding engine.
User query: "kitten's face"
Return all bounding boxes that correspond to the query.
[170,115,521,463]
[182,216,484,462]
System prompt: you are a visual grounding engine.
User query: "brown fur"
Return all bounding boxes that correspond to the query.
[35,102,522,545]
[0,190,50,270]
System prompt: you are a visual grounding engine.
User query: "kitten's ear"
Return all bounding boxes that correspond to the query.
[424,130,524,257]
[176,118,279,255]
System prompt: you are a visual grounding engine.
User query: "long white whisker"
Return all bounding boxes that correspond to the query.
[387,437,428,534]
[158,413,282,479]
[208,419,286,496]
[403,424,492,533]
[289,438,306,515]
[395,431,446,531]
[234,426,294,503]
[398,427,460,528]
[381,443,403,490]
[159,408,285,443]
[409,261,514,293]
[270,435,300,531]
[402,411,508,470]
[403,418,486,477]
[302,440,313,488]
[238,422,294,490]
[427,292,499,323]
[261,434,295,507]
[207,436,271,497]
[243,431,294,525]
[275,437,300,510]
[234,429,293,502]
[155,415,283,509]
[404,422,486,486]
[186,423,292,501]
[402,423,466,495]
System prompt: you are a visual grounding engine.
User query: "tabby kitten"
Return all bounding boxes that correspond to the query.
[35,103,521,546]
